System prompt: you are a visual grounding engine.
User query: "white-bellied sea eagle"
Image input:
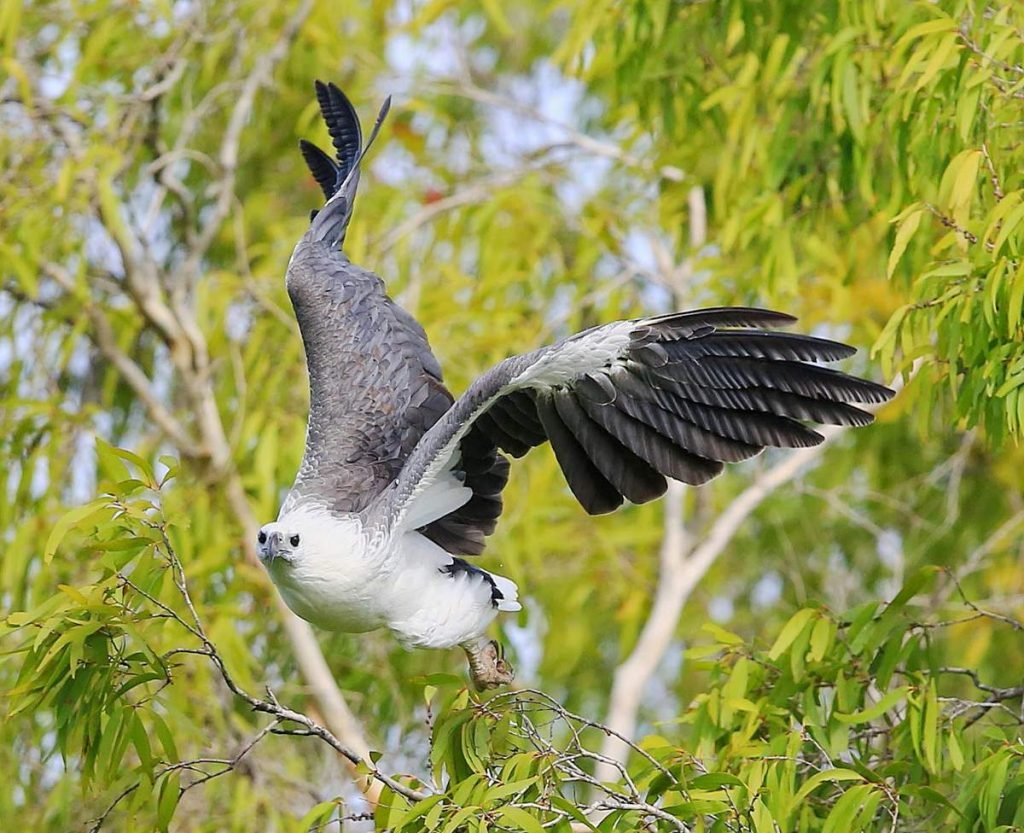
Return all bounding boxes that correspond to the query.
[257,83,894,688]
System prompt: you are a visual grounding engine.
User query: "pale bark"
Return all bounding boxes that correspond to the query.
[26,0,384,802]
[596,184,902,781]
[595,438,838,779]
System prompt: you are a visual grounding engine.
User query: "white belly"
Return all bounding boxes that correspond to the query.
[383,533,505,649]
[266,508,514,649]
[272,563,388,632]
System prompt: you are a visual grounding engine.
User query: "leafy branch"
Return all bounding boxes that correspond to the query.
[88,510,430,833]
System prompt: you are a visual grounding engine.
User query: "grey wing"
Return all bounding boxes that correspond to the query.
[374,308,894,542]
[284,241,508,538]
[287,81,507,546]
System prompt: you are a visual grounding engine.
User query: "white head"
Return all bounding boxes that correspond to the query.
[256,506,354,570]
[256,520,305,565]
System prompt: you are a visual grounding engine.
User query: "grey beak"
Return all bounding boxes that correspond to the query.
[267,531,284,559]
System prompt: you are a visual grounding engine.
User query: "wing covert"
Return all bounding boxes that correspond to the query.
[376,309,894,543]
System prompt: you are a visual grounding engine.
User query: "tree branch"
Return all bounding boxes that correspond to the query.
[597,435,840,777]
[31,2,382,803]
[374,164,552,255]
[147,515,426,804]
[597,187,909,776]
[430,79,686,183]
[181,0,314,280]
[39,262,199,453]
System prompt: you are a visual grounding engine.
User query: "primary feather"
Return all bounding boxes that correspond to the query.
[260,83,895,689]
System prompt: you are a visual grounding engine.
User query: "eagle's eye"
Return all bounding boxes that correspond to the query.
[257,530,267,545]
[290,534,301,547]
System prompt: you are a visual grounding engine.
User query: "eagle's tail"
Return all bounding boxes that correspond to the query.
[489,572,521,613]
[304,81,391,248]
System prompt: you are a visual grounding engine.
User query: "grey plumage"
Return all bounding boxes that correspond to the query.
[285,83,507,554]
[381,310,893,532]
[286,83,894,561]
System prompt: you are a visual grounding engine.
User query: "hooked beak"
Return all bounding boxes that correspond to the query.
[265,531,284,561]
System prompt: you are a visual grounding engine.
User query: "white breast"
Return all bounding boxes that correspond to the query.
[265,508,512,650]
[268,507,393,633]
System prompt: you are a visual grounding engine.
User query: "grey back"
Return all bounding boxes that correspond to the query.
[284,240,452,514]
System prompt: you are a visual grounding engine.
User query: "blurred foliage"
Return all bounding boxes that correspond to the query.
[8,482,1024,831]
[2,0,1023,830]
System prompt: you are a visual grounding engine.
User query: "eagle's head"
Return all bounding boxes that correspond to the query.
[256,521,303,564]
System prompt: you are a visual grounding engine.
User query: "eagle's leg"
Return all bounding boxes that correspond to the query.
[461,637,515,690]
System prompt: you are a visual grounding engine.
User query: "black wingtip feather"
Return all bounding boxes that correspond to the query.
[314,81,362,187]
[553,390,668,505]
[662,381,878,427]
[578,395,724,486]
[610,380,764,463]
[670,331,857,363]
[535,394,624,514]
[624,365,826,448]
[643,307,799,338]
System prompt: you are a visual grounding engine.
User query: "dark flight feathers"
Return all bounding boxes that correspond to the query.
[390,308,894,526]
[300,81,362,201]
[303,81,391,248]
[290,83,894,560]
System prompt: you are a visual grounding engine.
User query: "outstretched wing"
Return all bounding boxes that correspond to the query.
[285,84,508,550]
[284,242,509,544]
[375,308,893,544]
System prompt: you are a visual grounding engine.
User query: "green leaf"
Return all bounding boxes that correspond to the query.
[496,806,546,833]
[394,794,445,831]
[950,150,982,213]
[914,34,959,92]
[948,729,964,771]
[956,85,981,141]
[441,806,482,833]
[130,710,154,772]
[550,795,598,830]
[834,687,909,724]
[841,61,864,143]
[768,608,817,661]
[1008,260,1024,336]
[149,711,179,764]
[822,784,878,833]
[44,499,112,563]
[888,206,924,278]
[688,773,745,790]
[992,201,1024,257]
[981,753,1010,829]
[809,615,834,662]
[700,623,745,646]
[793,767,866,803]
[296,800,340,832]
[156,772,181,832]
[96,438,157,489]
[482,777,538,804]
[922,679,939,772]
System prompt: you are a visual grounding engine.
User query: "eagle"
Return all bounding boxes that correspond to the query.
[257,82,893,689]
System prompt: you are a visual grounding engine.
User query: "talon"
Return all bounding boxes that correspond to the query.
[462,638,515,690]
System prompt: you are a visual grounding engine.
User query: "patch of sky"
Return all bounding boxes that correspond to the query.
[750,570,784,610]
